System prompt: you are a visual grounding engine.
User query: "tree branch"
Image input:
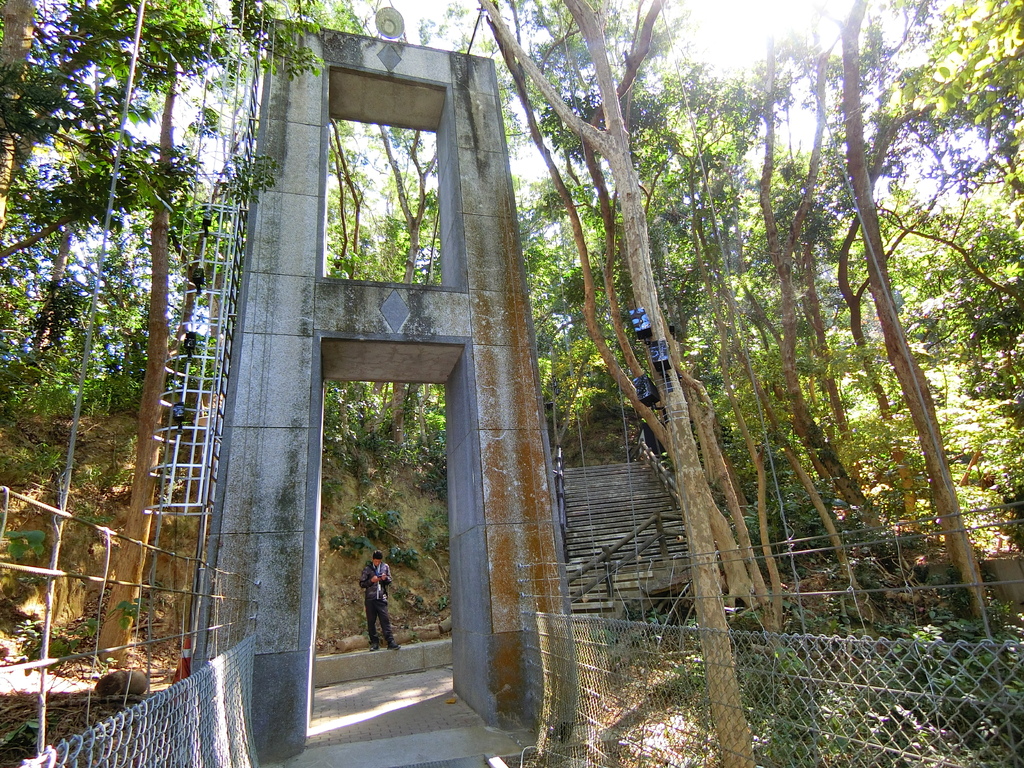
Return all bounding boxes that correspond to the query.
[0,215,76,261]
[481,0,614,155]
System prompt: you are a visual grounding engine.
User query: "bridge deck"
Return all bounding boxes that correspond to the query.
[263,664,530,768]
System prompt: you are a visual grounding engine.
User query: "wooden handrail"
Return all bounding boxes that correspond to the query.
[571,528,664,599]
[567,510,661,582]
[638,439,682,507]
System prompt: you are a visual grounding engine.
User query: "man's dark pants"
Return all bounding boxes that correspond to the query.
[365,598,394,646]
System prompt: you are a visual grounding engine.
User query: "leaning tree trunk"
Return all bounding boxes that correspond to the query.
[98,83,176,658]
[691,198,781,628]
[759,38,876,527]
[483,2,756,764]
[840,0,983,616]
[837,221,919,515]
[800,242,851,444]
[0,0,37,233]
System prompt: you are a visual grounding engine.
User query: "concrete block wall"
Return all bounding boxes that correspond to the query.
[211,32,327,761]
[314,640,454,687]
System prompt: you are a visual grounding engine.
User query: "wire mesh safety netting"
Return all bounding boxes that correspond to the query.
[0,486,258,765]
[525,613,1024,768]
[16,636,258,768]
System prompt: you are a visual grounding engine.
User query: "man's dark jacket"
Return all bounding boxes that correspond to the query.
[359,562,392,601]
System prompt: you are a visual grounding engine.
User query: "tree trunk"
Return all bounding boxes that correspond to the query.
[759,38,876,526]
[686,201,773,618]
[837,221,918,515]
[713,262,785,630]
[800,242,850,444]
[689,393,755,602]
[753,446,784,626]
[483,3,756,763]
[781,444,870,619]
[98,84,175,658]
[330,122,363,278]
[0,0,36,233]
[32,228,72,351]
[0,0,34,62]
[841,0,983,616]
[494,22,667,447]
[390,384,407,445]
[378,126,435,445]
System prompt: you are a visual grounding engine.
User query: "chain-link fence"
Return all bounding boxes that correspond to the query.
[17,636,258,768]
[525,613,1024,767]
[1,486,257,764]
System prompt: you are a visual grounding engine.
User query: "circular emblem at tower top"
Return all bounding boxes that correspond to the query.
[375,7,405,40]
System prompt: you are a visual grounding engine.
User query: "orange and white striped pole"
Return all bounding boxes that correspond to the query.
[172,635,193,682]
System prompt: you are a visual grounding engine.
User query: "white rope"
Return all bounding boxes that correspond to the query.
[59,0,149,511]
[40,3,149,754]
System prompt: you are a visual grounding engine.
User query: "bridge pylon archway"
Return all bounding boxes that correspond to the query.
[210,30,568,762]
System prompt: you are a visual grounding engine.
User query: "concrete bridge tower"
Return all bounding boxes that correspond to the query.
[210,28,568,761]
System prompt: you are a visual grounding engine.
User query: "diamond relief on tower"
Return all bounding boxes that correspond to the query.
[381,289,410,332]
[377,43,403,73]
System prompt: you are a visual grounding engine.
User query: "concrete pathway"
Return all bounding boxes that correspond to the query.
[262,665,533,768]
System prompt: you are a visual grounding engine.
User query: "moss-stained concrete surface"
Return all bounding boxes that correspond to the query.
[215,29,567,763]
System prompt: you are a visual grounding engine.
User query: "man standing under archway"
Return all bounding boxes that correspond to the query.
[360,550,400,651]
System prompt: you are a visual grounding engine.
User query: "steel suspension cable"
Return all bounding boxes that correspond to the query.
[58,0,148,512]
[661,14,811,630]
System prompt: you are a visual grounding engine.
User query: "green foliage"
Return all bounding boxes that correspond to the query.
[0,62,70,153]
[387,545,419,566]
[0,0,328,433]
[919,1,1024,215]
[50,618,98,658]
[2,0,1023,673]
[328,532,374,557]
[322,381,447,499]
[351,503,401,541]
[2,530,46,561]
[1003,498,1024,550]
[413,433,447,498]
[11,620,43,663]
[417,507,449,555]
[10,616,97,664]
[114,598,142,630]
[30,280,87,351]
[224,154,279,202]
[324,122,439,283]
[0,718,39,756]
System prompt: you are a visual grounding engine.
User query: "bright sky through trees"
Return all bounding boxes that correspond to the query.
[683,0,854,70]
[357,0,854,70]
[342,0,850,177]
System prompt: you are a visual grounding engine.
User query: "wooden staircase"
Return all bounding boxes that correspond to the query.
[562,461,690,617]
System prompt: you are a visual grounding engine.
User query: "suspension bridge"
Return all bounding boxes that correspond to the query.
[2,16,1023,768]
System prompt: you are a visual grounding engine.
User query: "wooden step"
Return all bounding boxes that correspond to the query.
[565,517,683,535]
[562,460,691,617]
[569,561,689,585]
[566,499,676,516]
[566,528,686,547]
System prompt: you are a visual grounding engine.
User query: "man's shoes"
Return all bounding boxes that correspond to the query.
[387,643,400,650]
[369,643,379,652]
